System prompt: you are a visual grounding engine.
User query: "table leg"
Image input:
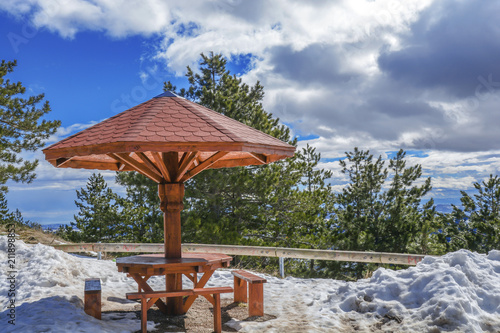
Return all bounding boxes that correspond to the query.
[166,273,183,315]
[182,270,215,312]
[130,273,168,313]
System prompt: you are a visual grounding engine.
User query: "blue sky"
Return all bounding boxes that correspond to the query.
[1,0,500,225]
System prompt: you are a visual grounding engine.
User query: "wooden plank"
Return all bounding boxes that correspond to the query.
[151,152,171,182]
[53,159,124,171]
[126,287,233,299]
[176,151,199,182]
[43,140,295,160]
[181,151,229,182]
[108,153,163,183]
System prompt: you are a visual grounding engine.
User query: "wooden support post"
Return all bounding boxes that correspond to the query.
[234,276,247,303]
[158,183,184,259]
[248,283,264,317]
[165,273,184,315]
[158,183,185,315]
[84,278,101,320]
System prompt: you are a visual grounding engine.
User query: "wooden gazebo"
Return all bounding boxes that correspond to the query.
[43,91,296,259]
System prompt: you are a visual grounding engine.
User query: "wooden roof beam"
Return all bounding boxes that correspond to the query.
[176,151,200,182]
[108,153,163,183]
[151,152,171,182]
[180,151,229,182]
[249,152,268,164]
[55,158,71,167]
[135,152,163,178]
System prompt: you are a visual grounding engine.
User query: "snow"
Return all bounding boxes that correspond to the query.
[1,236,500,332]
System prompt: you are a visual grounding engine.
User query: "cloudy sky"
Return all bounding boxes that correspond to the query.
[1,0,500,225]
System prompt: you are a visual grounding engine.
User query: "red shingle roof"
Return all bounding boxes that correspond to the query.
[46,94,293,151]
[43,92,296,176]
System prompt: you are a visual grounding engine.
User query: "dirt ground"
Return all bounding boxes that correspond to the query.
[106,297,276,333]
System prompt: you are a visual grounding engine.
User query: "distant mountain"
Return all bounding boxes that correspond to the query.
[41,223,66,232]
[435,204,453,214]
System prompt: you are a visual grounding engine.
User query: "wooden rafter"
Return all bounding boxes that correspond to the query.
[56,158,70,167]
[151,152,171,182]
[135,152,163,178]
[249,152,268,164]
[180,151,229,182]
[176,151,199,182]
[108,153,163,183]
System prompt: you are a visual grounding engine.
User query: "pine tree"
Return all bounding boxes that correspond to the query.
[442,174,500,253]
[0,191,12,223]
[329,148,436,278]
[67,173,122,242]
[0,60,60,193]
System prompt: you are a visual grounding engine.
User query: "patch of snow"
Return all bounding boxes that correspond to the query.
[1,237,500,332]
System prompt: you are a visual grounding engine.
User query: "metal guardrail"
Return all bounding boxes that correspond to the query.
[53,243,426,266]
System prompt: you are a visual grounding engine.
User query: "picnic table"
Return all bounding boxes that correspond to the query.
[116,253,232,315]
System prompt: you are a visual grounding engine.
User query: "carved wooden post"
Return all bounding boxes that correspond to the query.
[158,183,184,259]
[158,182,185,314]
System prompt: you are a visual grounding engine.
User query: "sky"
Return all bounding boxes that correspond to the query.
[1,0,500,225]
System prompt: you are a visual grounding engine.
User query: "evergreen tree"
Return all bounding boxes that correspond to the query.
[0,191,11,222]
[0,60,60,194]
[441,174,500,253]
[65,173,122,242]
[115,171,163,243]
[328,148,436,278]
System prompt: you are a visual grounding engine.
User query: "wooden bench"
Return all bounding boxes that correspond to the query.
[232,270,267,316]
[126,286,233,333]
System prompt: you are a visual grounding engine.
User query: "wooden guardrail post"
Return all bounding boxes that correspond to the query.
[84,278,101,320]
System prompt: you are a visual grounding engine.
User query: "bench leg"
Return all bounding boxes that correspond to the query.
[141,298,147,333]
[248,283,264,317]
[213,293,222,333]
[234,276,247,303]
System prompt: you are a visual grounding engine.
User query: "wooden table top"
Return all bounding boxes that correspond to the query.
[116,252,232,273]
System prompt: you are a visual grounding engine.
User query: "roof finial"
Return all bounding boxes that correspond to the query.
[154,91,180,98]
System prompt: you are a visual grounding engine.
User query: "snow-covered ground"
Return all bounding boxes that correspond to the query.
[1,236,500,333]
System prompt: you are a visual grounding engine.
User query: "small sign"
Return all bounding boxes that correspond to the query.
[85,278,101,292]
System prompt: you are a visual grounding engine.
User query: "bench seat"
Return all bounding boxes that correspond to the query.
[231,270,267,316]
[126,286,233,333]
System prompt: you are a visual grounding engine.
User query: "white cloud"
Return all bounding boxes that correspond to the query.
[3,0,500,213]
